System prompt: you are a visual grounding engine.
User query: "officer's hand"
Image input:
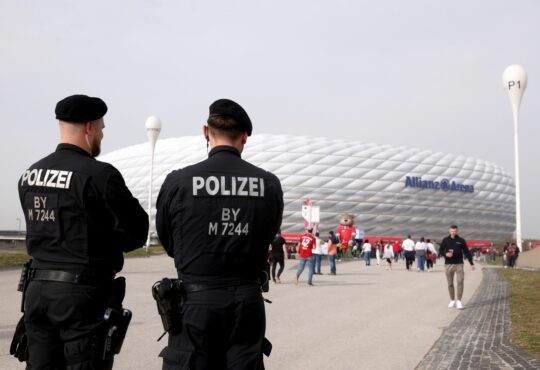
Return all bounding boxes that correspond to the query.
[471,265,476,271]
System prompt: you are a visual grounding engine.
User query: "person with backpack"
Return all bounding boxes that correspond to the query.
[425,239,437,271]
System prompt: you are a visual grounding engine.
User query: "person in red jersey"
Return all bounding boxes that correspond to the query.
[294,227,316,286]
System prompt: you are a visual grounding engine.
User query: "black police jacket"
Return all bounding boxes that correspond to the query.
[156,145,284,284]
[18,143,149,274]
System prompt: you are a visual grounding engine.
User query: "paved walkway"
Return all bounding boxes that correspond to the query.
[417,267,540,370]
[0,256,533,369]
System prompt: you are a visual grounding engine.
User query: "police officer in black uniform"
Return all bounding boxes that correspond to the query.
[156,99,283,370]
[17,94,149,369]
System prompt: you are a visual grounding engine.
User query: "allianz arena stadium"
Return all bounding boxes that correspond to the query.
[100,134,516,241]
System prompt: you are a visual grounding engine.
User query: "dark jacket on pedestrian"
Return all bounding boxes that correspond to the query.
[439,234,474,266]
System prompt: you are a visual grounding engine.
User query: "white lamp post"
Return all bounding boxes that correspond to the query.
[145,116,162,250]
[502,65,527,251]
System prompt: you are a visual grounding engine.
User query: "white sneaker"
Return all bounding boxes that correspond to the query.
[456,300,464,310]
[448,300,456,308]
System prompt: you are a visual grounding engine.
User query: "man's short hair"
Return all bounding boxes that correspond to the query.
[450,225,458,229]
[207,116,244,141]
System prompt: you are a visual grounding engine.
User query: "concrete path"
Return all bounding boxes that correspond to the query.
[417,267,540,370]
[0,256,482,370]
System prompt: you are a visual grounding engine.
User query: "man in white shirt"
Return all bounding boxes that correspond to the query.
[312,232,323,274]
[361,239,372,266]
[402,235,415,271]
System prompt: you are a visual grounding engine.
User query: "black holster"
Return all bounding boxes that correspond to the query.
[101,276,131,360]
[152,278,184,340]
[17,259,33,312]
[261,263,270,293]
[101,307,132,360]
[263,337,272,357]
[10,259,33,362]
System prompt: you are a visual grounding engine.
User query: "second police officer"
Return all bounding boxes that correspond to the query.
[156,99,284,369]
[16,95,149,369]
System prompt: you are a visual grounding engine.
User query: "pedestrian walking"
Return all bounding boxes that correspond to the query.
[439,225,475,310]
[402,235,415,271]
[502,242,509,268]
[415,237,427,271]
[393,241,401,262]
[295,227,316,285]
[327,230,338,275]
[426,239,437,271]
[375,241,382,266]
[383,241,394,270]
[506,243,519,268]
[361,239,372,266]
[312,232,323,274]
[270,231,287,283]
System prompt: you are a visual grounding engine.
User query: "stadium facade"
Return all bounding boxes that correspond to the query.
[100,135,516,241]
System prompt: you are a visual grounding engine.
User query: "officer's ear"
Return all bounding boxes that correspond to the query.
[203,125,210,142]
[84,121,93,135]
[241,132,248,145]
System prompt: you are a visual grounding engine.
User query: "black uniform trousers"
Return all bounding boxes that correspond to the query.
[270,256,285,281]
[404,251,415,270]
[24,280,112,370]
[160,284,266,370]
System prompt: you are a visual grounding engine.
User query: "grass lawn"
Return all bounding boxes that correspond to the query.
[500,268,540,361]
[486,256,503,266]
[0,246,166,268]
[0,250,30,268]
[125,245,166,257]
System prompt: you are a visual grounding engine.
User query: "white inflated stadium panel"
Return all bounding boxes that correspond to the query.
[100,135,515,241]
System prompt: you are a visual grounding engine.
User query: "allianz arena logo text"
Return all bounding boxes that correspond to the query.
[404,176,474,193]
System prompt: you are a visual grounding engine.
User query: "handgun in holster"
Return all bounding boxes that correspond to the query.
[101,307,132,360]
[152,278,184,341]
[17,259,33,311]
[100,276,131,360]
[10,259,33,362]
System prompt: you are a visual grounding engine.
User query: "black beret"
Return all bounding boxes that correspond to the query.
[55,94,108,123]
[208,99,252,136]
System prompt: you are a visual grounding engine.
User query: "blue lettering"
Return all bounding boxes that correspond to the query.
[404,175,474,193]
[405,176,413,188]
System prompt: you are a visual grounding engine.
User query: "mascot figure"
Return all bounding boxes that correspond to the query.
[336,213,356,259]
